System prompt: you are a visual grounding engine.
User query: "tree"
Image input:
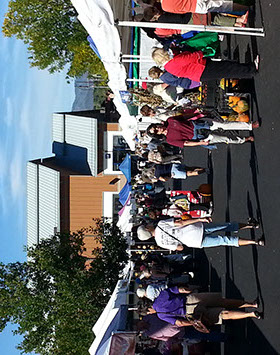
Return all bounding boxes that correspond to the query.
[2,0,108,79]
[0,219,128,355]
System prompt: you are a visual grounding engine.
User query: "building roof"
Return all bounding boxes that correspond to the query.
[52,113,98,176]
[27,162,60,248]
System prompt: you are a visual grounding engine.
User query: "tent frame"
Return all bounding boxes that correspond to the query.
[117,20,265,37]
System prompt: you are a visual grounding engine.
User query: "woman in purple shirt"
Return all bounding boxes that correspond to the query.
[151,286,262,327]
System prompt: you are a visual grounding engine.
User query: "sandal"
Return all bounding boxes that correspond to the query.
[254,55,260,71]
[247,217,260,229]
[257,238,265,247]
[254,311,263,320]
[252,121,260,129]
[252,298,259,308]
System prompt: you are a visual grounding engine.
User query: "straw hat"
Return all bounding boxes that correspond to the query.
[136,288,146,298]
[137,225,152,241]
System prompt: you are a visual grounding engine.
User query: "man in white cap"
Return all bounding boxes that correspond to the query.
[137,217,264,251]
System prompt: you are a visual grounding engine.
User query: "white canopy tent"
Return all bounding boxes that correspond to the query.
[89,280,128,355]
[71,0,264,151]
[117,203,134,233]
[71,0,138,150]
[89,261,135,355]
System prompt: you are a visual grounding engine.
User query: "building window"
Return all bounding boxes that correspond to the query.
[103,192,122,221]
[109,177,120,185]
[104,132,130,174]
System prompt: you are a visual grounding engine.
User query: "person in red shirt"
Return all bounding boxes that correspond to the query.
[152,47,259,83]
[157,0,249,14]
[146,110,259,147]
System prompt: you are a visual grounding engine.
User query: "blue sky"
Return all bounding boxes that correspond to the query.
[0,2,75,353]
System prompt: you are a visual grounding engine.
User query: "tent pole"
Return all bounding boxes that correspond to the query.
[122,54,151,58]
[127,78,162,83]
[117,20,265,37]
[122,59,154,63]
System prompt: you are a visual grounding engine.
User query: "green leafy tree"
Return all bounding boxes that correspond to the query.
[0,219,128,355]
[2,0,108,79]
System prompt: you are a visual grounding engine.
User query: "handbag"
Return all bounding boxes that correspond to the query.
[156,311,210,334]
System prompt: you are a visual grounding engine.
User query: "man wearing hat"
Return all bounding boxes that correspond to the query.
[136,283,168,301]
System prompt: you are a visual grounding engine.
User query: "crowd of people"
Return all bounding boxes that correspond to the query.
[118,1,264,353]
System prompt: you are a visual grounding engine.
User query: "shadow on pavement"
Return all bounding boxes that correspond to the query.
[223,278,277,355]
[193,248,222,355]
[249,143,265,240]
[246,192,265,321]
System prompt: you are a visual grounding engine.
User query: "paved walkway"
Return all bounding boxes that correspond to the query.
[178,1,280,354]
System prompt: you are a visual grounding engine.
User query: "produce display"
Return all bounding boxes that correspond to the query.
[222,95,250,122]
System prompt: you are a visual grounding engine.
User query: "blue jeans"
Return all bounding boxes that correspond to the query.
[192,121,210,140]
[171,164,187,179]
[201,222,239,248]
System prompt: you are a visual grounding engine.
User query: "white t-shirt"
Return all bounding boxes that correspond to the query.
[155,218,204,250]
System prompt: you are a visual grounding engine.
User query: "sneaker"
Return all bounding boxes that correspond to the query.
[254,55,260,71]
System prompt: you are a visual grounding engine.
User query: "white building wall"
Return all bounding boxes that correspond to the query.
[26,163,60,248]
[65,115,97,176]
[52,113,64,143]
[38,165,60,242]
[26,162,39,247]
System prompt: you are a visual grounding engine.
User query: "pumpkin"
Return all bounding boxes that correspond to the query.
[230,79,239,88]
[221,114,238,121]
[228,114,238,121]
[237,113,250,122]
[237,99,249,109]
[228,96,241,107]
[232,100,249,113]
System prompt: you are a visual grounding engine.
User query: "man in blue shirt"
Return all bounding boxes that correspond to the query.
[149,66,200,89]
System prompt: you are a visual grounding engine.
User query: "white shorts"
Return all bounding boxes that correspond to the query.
[195,0,233,14]
[171,164,187,179]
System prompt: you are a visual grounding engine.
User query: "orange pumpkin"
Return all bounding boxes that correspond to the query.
[237,113,250,122]
[221,114,238,121]
[232,100,249,113]
[228,96,241,106]
[237,99,249,109]
[230,79,239,88]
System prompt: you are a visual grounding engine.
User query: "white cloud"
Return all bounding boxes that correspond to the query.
[0,148,9,215]
[3,96,13,126]
[19,84,32,135]
[0,36,11,62]
[9,150,25,201]
[1,74,8,98]
[11,40,26,67]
